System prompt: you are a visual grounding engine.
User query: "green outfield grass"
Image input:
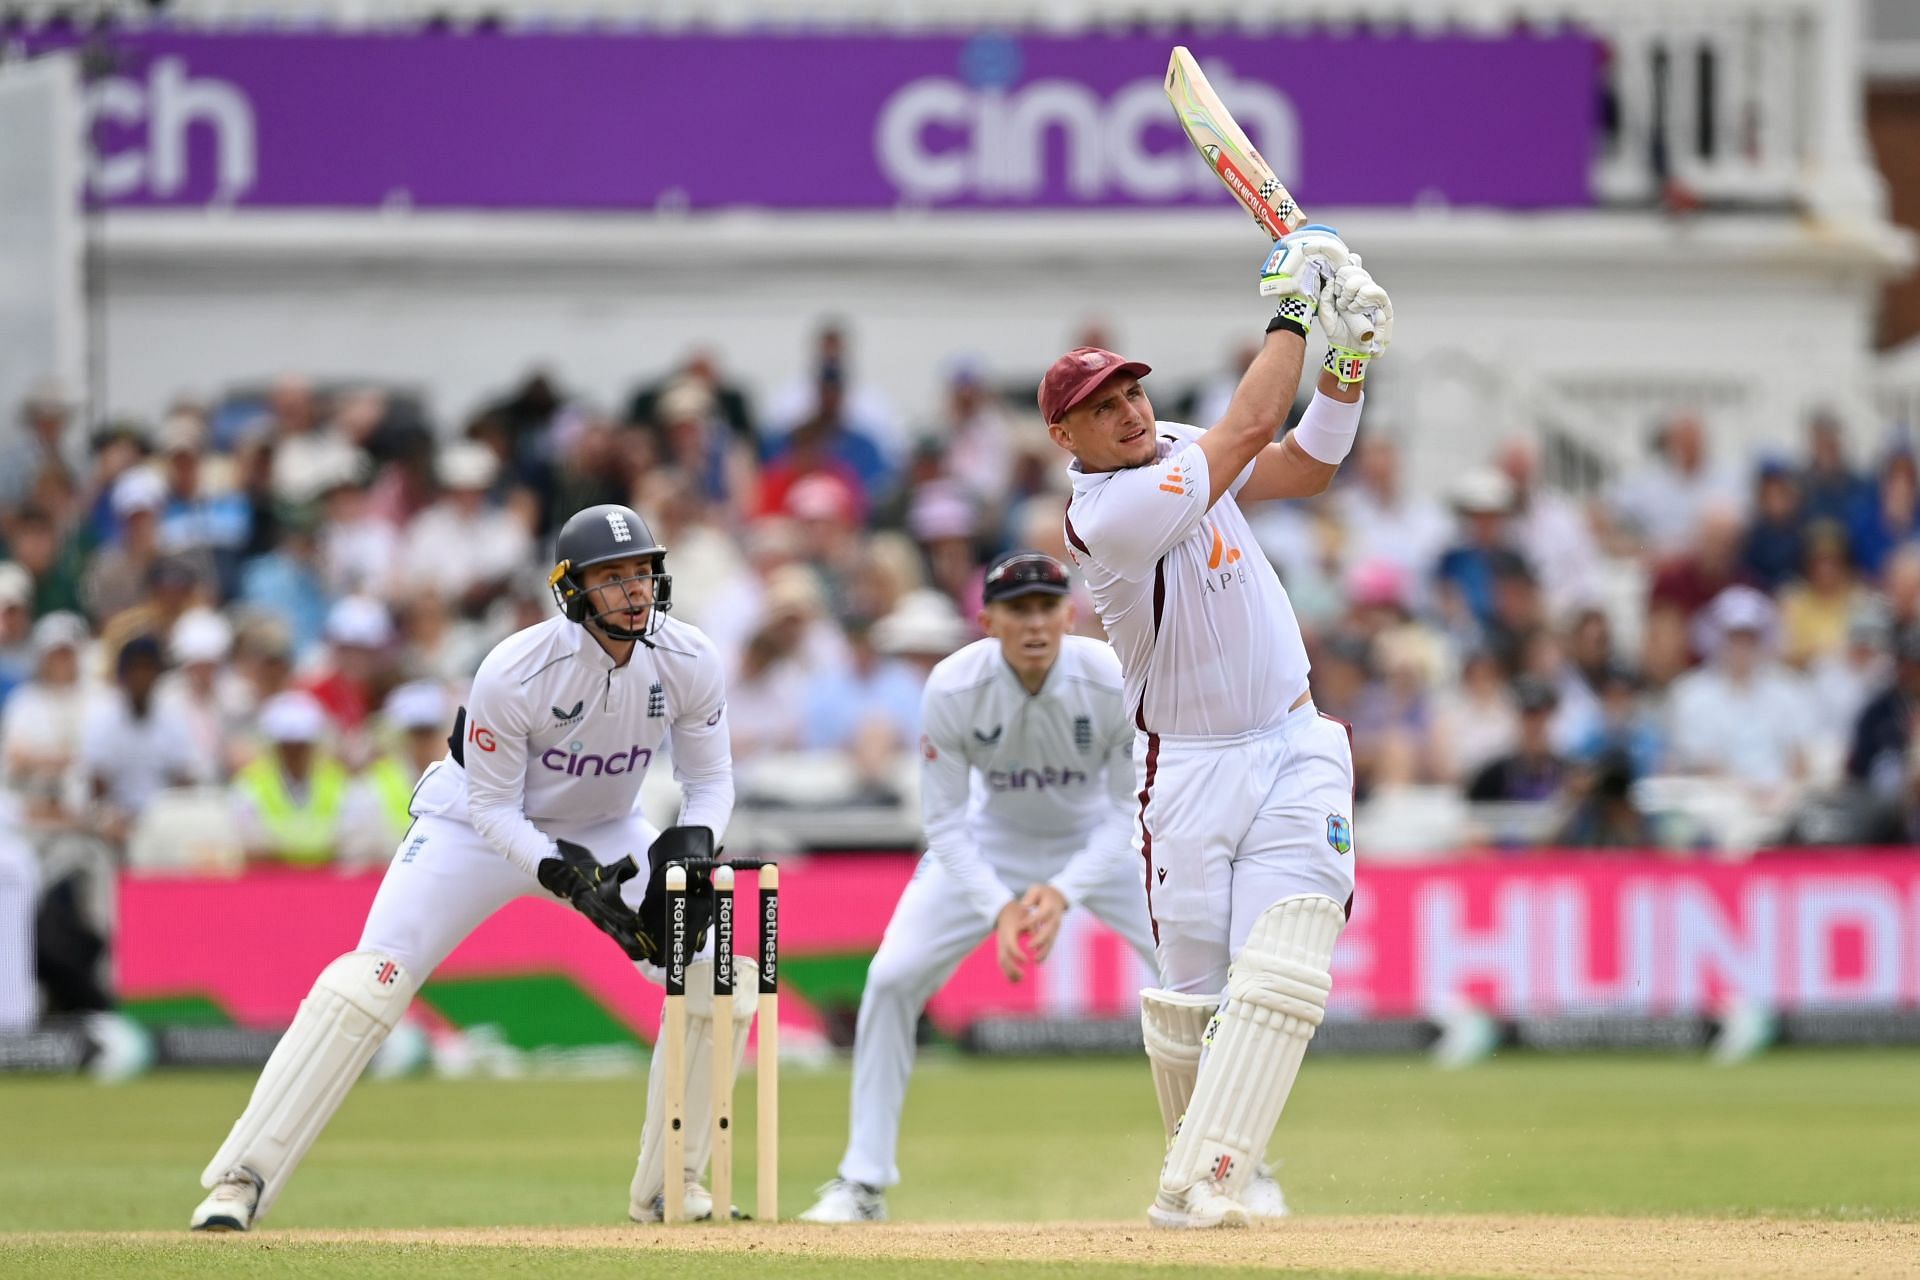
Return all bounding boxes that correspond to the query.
[2,1049,1917,1277]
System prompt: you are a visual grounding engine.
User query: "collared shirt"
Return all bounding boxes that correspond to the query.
[918,636,1135,923]
[415,614,732,874]
[1063,421,1310,738]
[1667,663,1815,788]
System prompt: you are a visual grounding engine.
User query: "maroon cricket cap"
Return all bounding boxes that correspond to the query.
[1037,347,1152,425]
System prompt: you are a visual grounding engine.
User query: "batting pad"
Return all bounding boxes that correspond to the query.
[631,960,759,1210]
[201,951,414,1220]
[1140,988,1218,1147]
[1160,895,1344,1200]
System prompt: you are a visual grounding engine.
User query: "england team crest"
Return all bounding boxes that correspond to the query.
[1326,814,1352,855]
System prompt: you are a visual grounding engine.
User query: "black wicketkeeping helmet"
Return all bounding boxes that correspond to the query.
[549,504,672,642]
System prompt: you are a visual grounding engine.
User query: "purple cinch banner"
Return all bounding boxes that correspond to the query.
[26,30,1598,211]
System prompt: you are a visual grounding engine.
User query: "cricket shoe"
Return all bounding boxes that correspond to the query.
[1243,1168,1289,1220]
[630,1180,742,1223]
[190,1168,263,1232]
[798,1178,888,1223]
[1147,1179,1251,1229]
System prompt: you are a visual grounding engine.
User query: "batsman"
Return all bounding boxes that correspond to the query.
[1047,228,1391,1227]
[189,504,752,1230]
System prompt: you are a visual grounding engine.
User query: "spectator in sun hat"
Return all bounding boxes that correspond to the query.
[873,589,971,677]
[231,689,350,866]
[400,441,532,613]
[80,467,170,625]
[1433,467,1519,633]
[297,595,396,748]
[313,448,397,600]
[156,607,245,781]
[264,375,364,507]
[0,612,92,820]
[1667,585,1816,788]
[337,679,451,865]
[908,481,980,608]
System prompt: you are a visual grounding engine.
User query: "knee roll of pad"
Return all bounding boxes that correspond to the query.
[1141,988,1218,1146]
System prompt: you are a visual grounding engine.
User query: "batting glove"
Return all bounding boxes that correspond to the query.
[1318,258,1394,388]
[1258,224,1350,336]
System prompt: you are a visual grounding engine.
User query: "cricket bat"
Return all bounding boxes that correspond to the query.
[1164,46,1306,240]
[1165,46,1375,343]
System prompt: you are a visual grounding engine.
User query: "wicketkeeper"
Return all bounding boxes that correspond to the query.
[190,503,753,1230]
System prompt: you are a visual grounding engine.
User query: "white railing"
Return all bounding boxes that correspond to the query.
[1876,339,1920,439]
[4,0,1884,218]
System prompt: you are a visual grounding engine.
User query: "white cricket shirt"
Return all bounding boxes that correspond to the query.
[1064,420,1311,738]
[919,636,1136,924]
[412,614,733,874]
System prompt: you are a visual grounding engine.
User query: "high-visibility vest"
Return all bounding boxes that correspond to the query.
[236,752,349,865]
[365,756,417,839]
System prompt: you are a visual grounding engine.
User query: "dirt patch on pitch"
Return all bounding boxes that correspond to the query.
[86,1216,1920,1278]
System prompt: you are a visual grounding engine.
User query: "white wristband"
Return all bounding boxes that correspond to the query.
[1289,390,1363,466]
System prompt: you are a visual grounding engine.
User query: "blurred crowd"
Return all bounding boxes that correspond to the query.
[3,317,1920,941]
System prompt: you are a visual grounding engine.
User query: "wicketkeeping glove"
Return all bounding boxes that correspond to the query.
[537,840,655,962]
[640,825,717,962]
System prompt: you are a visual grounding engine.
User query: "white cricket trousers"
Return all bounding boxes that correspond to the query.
[837,833,1157,1189]
[1136,699,1356,995]
[0,826,38,1032]
[358,811,663,977]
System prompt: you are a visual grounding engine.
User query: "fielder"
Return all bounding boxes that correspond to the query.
[190,503,751,1231]
[801,551,1216,1222]
[1046,228,1391,1228]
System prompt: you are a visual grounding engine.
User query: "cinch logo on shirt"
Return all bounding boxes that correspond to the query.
[1159,464,1188,496]
[986,764,1090,791]
[540,741,653,777]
